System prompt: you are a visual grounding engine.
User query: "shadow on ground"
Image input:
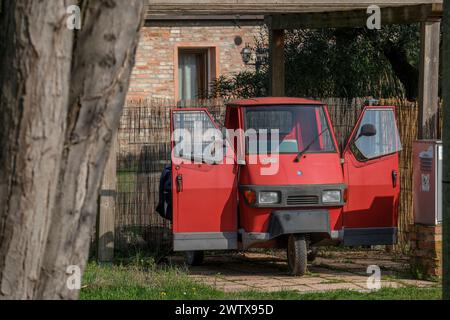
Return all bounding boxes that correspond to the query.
[167,250,438,293]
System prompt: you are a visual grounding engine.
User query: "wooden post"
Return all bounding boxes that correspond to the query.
[269,28,285,96]
[97,137,117,263]
[418,19,441,139]
[442,0,450,300]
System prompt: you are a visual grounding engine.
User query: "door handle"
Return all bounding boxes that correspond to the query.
[176,174,183,193]
[392,170,398,188]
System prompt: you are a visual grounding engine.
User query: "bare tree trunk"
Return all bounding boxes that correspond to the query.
[0,0,75,299]
[36,0,144,300]
[0,0,144,300]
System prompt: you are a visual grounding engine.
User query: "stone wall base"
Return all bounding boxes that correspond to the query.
[409,224,442,277]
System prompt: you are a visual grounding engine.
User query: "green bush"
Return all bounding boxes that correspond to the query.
[211,25,424,100]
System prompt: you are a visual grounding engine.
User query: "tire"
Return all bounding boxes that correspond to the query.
[287,234,307,276]
[185,251,204,266]
[308,247,318,262]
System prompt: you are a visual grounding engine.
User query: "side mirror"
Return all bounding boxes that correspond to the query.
[356,124,377,141]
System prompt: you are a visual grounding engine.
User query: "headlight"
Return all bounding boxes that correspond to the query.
[322,190,341,204]
[258,192,280,204]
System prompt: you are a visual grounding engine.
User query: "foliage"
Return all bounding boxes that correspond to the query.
[80,261,442,300]
[210,71,269,100]
[285,28,404,98]
[211,25,422,100]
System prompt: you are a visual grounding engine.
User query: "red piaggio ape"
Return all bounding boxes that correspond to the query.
[166,97,402,276]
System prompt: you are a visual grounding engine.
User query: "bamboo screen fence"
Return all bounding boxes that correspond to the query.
[114,97,440,256]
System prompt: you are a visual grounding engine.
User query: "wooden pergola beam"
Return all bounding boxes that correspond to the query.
[269,29,286,96]
[147,1,443,17]
[147,0,443,138]
[145,15,265,26]
[146,15,265,21]
[267,4,443,29]
[418,19,441,139]
[265,3,442,136]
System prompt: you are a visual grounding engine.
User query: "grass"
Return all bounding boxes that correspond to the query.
[80,259,442,300]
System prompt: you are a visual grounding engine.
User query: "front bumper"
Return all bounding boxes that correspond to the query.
[241,209,331,249]
[268,209,331,238]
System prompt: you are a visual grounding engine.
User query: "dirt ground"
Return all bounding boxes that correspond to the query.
[168,249,437,293]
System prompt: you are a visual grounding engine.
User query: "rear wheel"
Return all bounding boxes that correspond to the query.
[287,234,307,276]
[185,251,204,266]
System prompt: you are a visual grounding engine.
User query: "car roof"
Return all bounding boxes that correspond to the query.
[227,97,324,107]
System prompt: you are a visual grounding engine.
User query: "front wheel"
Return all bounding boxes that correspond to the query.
[185,251,204,266]
[287,234,307,276]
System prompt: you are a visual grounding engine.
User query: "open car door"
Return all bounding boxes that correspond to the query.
[171,109,238,251]
[342,106,402,246]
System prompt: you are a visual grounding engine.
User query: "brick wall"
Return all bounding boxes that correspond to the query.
[409,224,442,277]
[127,23,263,100]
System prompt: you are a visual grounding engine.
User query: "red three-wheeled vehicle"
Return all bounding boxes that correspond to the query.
[159,97,402,276]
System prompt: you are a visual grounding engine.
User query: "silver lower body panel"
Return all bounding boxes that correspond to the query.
[173,232,237,251]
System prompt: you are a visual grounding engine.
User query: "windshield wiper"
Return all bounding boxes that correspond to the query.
[294,128,329,163]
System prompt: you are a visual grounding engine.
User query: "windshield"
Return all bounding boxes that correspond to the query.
[244,105,336,155]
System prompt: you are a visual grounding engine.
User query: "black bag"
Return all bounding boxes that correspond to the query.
[156,165,173,221]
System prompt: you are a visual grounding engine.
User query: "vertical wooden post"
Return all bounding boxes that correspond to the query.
[269,28,285,96]
[418,19,441,139]
[98,137,117,263]
[442,0,450,300]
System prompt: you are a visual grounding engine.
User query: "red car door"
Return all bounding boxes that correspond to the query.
[342,106,402,246]
[171,109,238,251]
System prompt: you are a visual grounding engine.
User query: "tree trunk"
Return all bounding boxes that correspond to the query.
[383,44,419,100]
[0,0,144,300]
[0,0,75,299]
